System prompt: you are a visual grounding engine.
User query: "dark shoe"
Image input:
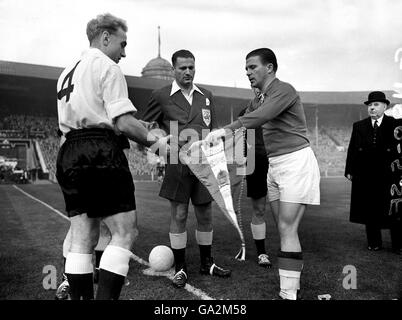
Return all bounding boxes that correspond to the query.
[367,246,381,251]
[297,290,303,300]
[274,290,302,300]
[172,269,187,288]
[276,290,303,300]
[257,254,272,268]
[200,258,231,278]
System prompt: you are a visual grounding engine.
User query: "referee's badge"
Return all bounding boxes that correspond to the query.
[202,108,211,126]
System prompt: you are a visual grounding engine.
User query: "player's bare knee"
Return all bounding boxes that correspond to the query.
[70,236,98,253]
[110,228,138,250]
[196,215,212,229]
[253,209,265,221]
[278,221,297,236]
[173,211,188,225]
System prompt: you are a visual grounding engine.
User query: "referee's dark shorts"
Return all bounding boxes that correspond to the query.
[160,163,212,205]
[246,149,268,200]
[56,128,135,218]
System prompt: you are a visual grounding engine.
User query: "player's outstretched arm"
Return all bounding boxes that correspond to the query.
[115,113,170,151]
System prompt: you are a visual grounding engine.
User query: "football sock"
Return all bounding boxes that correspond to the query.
[63,229,71,259]
[65,252,94,300]
[62,230,71,276]
[277,251,303,300]
[195,230,213,264]
[95,250,103,269]
[170,232,187,271]
[251,223,266,255]
[96,245,132,300]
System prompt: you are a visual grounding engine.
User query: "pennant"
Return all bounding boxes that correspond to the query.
[179,129,247,260]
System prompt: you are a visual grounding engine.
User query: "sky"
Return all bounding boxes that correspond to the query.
[1,0,402,92]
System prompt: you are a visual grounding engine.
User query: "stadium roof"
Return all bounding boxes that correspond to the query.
[0,60,399,105]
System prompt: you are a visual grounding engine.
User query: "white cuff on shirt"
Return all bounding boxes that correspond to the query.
[106,98,137,122]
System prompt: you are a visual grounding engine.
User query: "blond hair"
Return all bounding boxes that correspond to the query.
[86,13,127,44]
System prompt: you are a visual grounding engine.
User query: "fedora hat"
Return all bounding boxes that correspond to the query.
[364,91,390,105]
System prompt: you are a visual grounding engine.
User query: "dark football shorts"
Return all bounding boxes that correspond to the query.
[159,163,212,205]
[246,150,268,199]
[56,128,136,218]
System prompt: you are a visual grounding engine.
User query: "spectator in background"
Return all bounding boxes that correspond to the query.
[345,91,401,254]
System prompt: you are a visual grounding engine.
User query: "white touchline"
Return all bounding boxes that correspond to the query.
[12,185,215,300]
[13,185,68,221]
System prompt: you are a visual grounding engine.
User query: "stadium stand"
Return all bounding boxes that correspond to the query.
[0,112,355,183]
[307,126,350,176]
[3,60,401,182]
[0,114,161,182]
[127,141,157,180]
[38,136,58,182]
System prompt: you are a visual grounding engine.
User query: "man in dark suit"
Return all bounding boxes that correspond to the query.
[345,91,401,253]
[142,49,231,288]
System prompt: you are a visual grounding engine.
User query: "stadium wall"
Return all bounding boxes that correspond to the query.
[1,60,391,128]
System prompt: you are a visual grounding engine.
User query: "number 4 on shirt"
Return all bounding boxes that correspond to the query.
[57,61,80,102]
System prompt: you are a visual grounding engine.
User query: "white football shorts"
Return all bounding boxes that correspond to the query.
[267,146,320,205]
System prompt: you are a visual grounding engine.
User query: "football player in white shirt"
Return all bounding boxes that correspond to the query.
[56,13,170,300]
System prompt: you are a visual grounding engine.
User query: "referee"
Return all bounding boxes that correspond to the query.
[56,13,170,300]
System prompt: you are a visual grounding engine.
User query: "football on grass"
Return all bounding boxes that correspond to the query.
[148,245,174,272]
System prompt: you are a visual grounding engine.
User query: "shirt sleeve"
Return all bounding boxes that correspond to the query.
[102,65,137,121]
[226,83,298,130]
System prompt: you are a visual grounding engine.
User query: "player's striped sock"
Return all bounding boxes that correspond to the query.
[251,223,266,255]
[170,232,187,272]
[65,252,94,300]
[277,251,303,300]
[196,230,213,264]
[95,245,132,300]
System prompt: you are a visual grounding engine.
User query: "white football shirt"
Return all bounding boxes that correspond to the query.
[57,48,136,135]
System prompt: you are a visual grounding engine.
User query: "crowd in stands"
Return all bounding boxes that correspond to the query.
[307,126,351,176]
[127,141,157,177]
[0,114,58,138]
[324,126,352,149]
[36,134,158,181]
[38,136,59,181]
[0,113,356,180]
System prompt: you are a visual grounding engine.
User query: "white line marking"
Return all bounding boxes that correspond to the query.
[12,184,215,300]
[141,268,214,300]
[13,185,68,221]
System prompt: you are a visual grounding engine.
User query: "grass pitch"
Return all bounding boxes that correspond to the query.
[0,178,400,300]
